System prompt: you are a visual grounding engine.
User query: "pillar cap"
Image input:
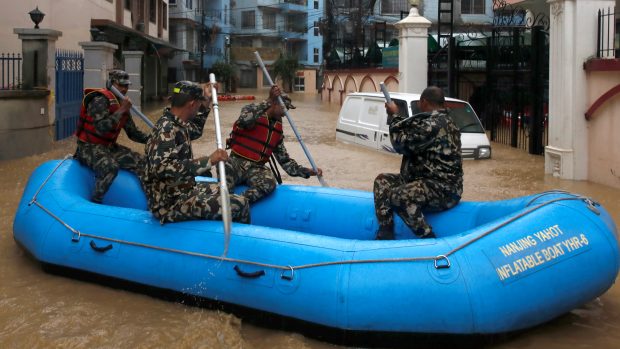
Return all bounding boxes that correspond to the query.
[14,28,62,40]
[79,41,118,50]
[395,7,431,28]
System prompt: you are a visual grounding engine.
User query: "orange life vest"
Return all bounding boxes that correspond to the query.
[228,115,283,163]
[76,88,129,145]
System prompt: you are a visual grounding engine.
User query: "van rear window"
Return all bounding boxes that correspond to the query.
[341,97,363,123]
[410,100,484,133]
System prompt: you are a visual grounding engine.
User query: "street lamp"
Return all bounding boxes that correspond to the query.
[29,6,45,29]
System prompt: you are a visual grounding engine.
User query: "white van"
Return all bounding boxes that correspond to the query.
[335,92,491,159]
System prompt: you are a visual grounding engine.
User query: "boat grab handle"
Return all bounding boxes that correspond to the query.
[234,265,266,278]
[434,255,451,269]
[90,240,113,253]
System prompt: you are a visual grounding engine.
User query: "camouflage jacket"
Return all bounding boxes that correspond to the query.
[389,109,463,190]
[234,100,312,178]
[84,93,149,144]
[142,107,212,215]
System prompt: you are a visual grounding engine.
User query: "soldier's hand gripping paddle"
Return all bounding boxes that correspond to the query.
[253,51,328,187]
[107,82,155,128]
[209,73,232,257]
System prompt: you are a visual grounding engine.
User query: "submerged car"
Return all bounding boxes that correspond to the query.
[336,92,492,159]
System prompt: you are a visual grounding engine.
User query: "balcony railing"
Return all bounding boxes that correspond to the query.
[597,7,618,58]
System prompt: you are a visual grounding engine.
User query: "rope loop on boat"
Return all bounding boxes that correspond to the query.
[28,160,602,275]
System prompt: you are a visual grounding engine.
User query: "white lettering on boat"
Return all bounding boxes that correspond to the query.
[493,226,590,282]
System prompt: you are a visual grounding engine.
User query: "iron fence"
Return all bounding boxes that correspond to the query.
[55,49,84,140]
[1,53,22,90]
[597,7,618,58]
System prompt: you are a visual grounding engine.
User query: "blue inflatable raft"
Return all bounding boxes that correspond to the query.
[13,159,620,335]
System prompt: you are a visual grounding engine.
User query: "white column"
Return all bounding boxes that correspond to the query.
[79,41,118,89]
[545,0,614,180]
[394,4,431,94]
[123,51,144,111]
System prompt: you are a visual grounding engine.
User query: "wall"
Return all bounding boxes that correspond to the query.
[0,0,115,53]
[586,71,620,189]
[321,68,399,105]
[0,90,52,160]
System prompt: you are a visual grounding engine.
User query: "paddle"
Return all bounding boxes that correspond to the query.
[107,82,155,128]
[208,73,232,257]
[379,82,392,104]
[253,51,328,187]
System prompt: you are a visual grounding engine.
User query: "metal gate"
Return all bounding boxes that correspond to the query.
[55,50,83,140]
[429,1,549,155]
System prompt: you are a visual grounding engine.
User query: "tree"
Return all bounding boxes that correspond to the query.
[272,54,300,92]
[210,60,235,93]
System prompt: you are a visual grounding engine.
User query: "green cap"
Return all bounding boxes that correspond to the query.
[172,81,206,101]
[109,69,131,86]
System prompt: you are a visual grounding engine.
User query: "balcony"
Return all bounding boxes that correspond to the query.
[279,0,307,13]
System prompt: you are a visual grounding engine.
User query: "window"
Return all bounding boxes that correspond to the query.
[163,3,167,29]
[263,11,276,30]
[381,0,408,15]
[294,76,305,92]
[125,0,131,10]
[314,0,319,9]
[314,21,319,36]
[462,0,485,15]
[224,5,228,24]
[242,10,255,29]
[313,48,319,63]
[169,0,176,5]
[149,0,156,23]
[186,0,192,10]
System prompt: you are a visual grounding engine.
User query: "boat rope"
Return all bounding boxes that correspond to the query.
[28,159,601,274]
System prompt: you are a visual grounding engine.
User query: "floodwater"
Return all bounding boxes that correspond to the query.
[1,90,619,348]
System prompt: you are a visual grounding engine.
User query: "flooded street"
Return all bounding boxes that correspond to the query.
[1,89,619,348]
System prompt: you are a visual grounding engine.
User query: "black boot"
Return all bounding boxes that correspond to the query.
[375,226,395,240]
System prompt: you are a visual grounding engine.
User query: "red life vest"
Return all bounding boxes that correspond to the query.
[228,115,283,163]
[76,88,129,145]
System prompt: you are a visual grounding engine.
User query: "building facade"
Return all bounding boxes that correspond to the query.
[1,0,174,101]
[168,0,230,82]
[229,0,324,92]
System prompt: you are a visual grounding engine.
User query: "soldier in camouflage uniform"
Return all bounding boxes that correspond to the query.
[374,86,463,240]
[141,81,250,224]
[74,70,149,203]
[223,85,322,203]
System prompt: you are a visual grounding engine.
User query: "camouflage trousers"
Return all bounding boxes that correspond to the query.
[373,173,461,237]
[221,154,276,204]
[75,141,144,203]
[152,182,250,224]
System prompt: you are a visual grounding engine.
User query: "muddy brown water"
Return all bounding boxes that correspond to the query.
[1,90,619,348]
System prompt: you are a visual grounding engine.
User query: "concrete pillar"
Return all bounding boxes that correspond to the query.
[123,51,144,110]
[13,28,61,90]
[544,0,614,180]
[79,41,118,89]
[394,3,431,94]
[13,28,61,126]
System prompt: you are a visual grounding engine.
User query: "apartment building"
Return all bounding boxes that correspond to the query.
[168,0,231,82]
[229,0,324,91]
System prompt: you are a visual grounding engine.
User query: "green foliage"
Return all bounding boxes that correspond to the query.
[210,60,235,92]
[272,54,301,92]
[365,42,383,66]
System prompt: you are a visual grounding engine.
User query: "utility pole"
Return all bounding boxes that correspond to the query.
[199,0,205,82]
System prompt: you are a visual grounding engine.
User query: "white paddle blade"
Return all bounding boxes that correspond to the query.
[220,186,232,257]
